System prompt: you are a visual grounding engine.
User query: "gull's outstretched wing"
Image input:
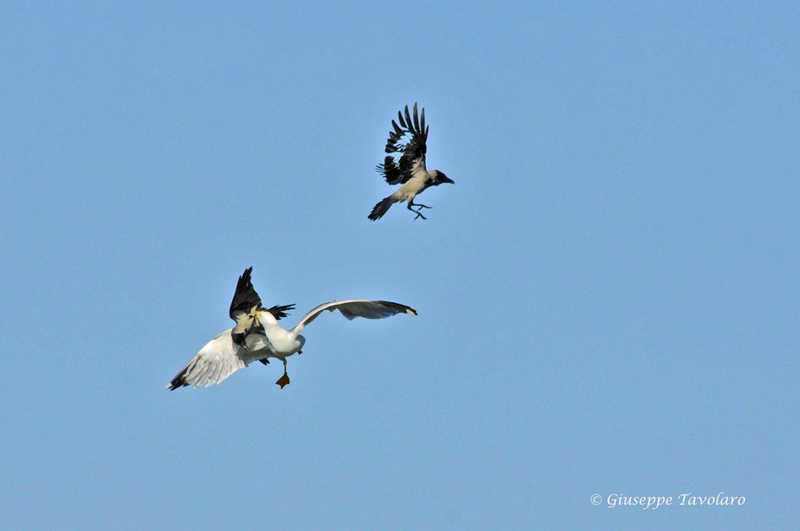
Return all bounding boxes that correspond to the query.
[165,329,264,390]
[377,103,428,185]
[291,300,417,335]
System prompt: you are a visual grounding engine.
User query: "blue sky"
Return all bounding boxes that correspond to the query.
[1,1,798,529]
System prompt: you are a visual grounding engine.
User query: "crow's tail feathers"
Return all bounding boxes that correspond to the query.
[368,196,396,221]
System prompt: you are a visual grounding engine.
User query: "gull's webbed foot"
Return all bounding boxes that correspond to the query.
[276,373,290,388]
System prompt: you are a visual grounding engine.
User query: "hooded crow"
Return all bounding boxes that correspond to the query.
[369,103,453,221]
[166,268,417,390]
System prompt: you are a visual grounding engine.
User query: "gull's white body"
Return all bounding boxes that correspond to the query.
[245,312,304,359]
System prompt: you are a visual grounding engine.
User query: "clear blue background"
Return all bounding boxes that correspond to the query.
[1,1,797,529]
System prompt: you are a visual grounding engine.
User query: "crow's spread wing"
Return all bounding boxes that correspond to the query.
[229,267,262,322]
[377,103,428,185]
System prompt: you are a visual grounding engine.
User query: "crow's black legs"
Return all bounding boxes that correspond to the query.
[407,200,431,220]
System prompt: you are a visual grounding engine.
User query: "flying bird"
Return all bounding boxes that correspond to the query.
[166,268,417,390]
[369,103,453,221]
[166,268,294,391]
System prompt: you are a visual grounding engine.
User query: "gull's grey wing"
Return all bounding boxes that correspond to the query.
[165,329,265,390]
[291,300,417,335]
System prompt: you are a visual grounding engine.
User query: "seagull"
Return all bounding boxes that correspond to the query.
[166,268,417,390]
[166,267,294,391]
[369,103,454,221]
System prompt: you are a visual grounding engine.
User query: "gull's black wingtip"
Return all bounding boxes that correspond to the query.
[165,371,190,391]
[376,300,418,316]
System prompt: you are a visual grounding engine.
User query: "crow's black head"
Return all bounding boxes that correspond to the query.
[433,171,454,185]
